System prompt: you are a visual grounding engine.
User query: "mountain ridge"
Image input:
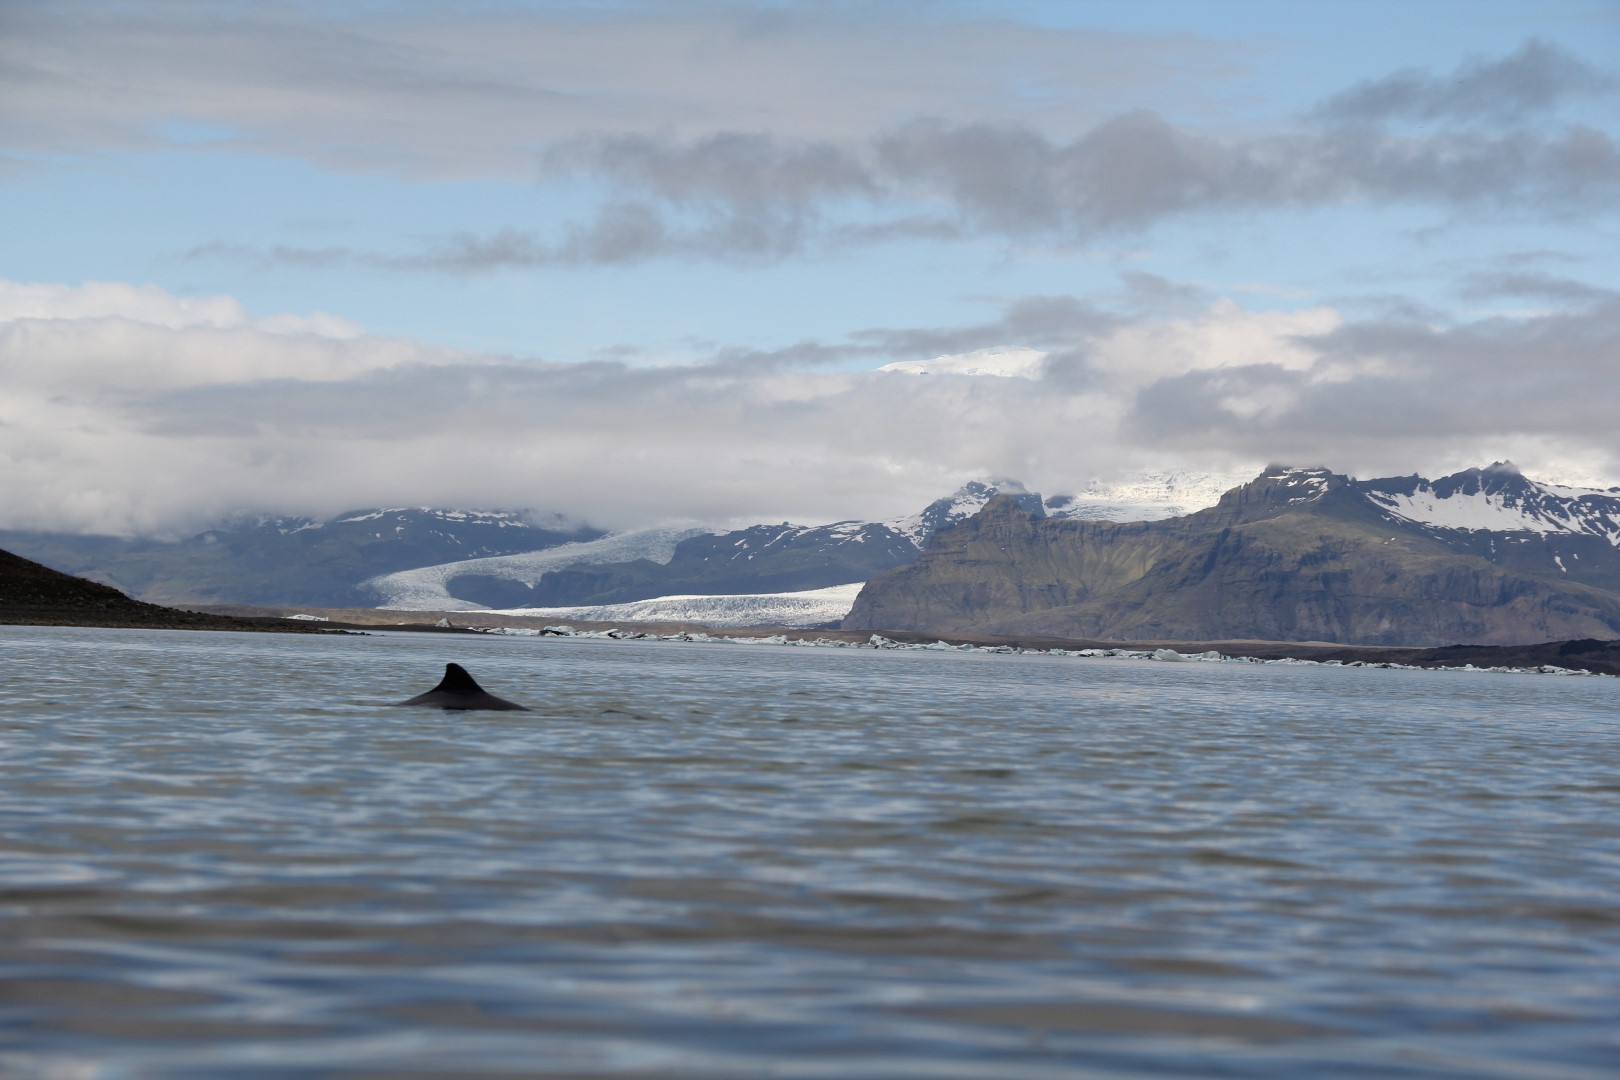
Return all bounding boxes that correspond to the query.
[378,479,1051,611]
[842,464,1620,647]
[6,463,1620,646]
[0,507,601,608]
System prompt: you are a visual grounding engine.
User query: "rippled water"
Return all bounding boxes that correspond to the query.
[1,625,1618,1078]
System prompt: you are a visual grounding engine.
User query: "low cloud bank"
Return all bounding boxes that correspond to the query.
[2,280,1614,538]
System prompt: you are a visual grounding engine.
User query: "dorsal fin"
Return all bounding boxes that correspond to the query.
[434,662,483,694]
[393,663,528,710]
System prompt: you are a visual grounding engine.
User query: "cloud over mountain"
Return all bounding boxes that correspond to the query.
[3,279,1615,538]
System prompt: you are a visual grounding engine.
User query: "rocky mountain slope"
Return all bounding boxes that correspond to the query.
[843,464,1620,647]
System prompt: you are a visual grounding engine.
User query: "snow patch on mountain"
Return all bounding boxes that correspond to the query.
[337,508,534,527]
[1267,466,1338,504]
[365,527,706,609]
[879,346,1046,379]
[494,582,864,628]
[1368,489,1574,534]
[1365,471,1620,546]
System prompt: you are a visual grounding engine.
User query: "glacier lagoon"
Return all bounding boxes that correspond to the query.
[1,624,1617,1079]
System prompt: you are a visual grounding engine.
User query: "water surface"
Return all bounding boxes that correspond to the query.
[1,625,1617,1078]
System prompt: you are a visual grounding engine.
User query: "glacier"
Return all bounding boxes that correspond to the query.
[363,527,707,610]
[491,581,865,628]
[1043,469,1255,522]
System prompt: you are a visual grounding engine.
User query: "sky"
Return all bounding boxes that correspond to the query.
[2,0,1617,536]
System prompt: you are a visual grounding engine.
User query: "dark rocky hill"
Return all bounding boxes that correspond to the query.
[0,547,335,631]
[844,467,1620,647]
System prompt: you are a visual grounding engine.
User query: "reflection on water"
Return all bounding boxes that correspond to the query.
[0,625,1617,1078]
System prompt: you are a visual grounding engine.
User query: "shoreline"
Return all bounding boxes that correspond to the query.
[190,604,1620,677]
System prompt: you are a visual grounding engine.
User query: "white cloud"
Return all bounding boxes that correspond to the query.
[1086,300,1342,388]
[0,280,361,336]
[1,279,1614,539]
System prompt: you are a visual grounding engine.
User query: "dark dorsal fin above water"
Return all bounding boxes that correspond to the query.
[393,663,530,712]
[435,662,483,694]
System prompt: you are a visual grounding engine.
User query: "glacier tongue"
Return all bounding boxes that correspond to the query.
[363,527,706,609]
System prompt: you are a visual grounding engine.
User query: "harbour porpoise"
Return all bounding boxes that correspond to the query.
[394,663,530,711]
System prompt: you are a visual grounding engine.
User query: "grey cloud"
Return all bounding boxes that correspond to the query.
[190,205,827,273]
[1125,301,1620,479]
[180,241,356,271]
[422,202,822,269]
[875,120,1063,231]
[1492,249,1585,269]
[132,25,1617,271]
[1117,272,1211,313]
[541,133,878,211]
[1316,39,1615,125]
[14,8,1620,274]
[395,227,552,273]
[849,294,1116,360]
[1332,293,1453,325]
[1,0,1243,173]
[826,216,964,246]
[512,115,1620,262]
[1457,271,1617,305]
[874,115,1620,233]
[292,117,1620,267]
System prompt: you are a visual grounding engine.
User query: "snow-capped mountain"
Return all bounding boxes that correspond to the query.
[15,462,1612,630]
[371,479,1065,612]
[1210,463,1620,564]
[848,462,1620,647]
[331,507,542,531]
[1360,462,1620,546]
[887,479,1049,546]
